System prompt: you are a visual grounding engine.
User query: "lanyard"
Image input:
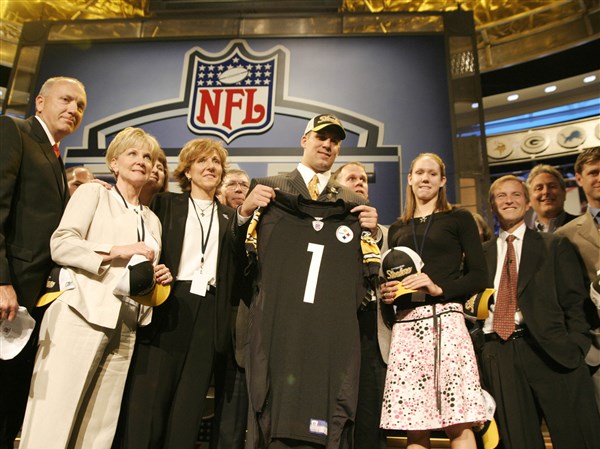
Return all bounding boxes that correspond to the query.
[411,213,434,257]
[189,197,215,272]
[411,212,441,413]
[114,185,145,242]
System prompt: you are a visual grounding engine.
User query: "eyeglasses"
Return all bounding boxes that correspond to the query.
[224,181,250,191]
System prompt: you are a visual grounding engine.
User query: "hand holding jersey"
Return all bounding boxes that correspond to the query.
[239,183,276,218]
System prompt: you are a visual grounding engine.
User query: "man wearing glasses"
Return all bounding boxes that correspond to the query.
[213,168,251,449]
[218,169,250,208]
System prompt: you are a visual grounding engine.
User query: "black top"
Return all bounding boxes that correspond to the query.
[388,208,488,309]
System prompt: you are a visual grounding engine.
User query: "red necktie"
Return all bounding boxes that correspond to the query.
[493,235,518,340]
[52,143,60,158]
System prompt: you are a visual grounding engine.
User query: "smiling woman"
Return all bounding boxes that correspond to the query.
[19,127,172,449]
[140,148,169,206]
[114,138,245,449]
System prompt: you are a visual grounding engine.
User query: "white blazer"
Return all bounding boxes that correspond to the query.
[50,183,162,329]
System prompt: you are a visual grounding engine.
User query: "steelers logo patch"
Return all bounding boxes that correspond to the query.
[336,225,354,243]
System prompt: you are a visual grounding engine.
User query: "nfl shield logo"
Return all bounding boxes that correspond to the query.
[187,41,277,143]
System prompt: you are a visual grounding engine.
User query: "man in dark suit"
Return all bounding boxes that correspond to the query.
[332,161,389,449]
[480,174,600,449]
[211,169,252,449]
[0,76,87,449]
[238,114,381,449]
[525,163,577,232]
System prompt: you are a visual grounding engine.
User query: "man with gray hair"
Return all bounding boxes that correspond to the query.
[525,163,577,232]
[0,76,87,449]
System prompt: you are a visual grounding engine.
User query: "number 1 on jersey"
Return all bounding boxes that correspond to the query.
[303,243,324,304]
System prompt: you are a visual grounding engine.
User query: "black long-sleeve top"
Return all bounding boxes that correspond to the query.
[388,207,488,310]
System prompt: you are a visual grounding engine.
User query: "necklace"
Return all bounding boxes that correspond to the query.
[189,198,216,271]
[196,200,214,217]
[416,207,437,224]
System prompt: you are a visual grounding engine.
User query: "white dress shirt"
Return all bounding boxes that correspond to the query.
[297,163,331,196]
[483,222,527,333]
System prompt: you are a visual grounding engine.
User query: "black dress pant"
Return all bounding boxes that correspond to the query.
[354,303,387,449]
[0,333,36,449]
[211,345,249,449]
[114,282,216,449]
[480,334,600,449]
[0,305,45,449]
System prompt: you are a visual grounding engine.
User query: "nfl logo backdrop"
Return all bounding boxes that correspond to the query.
[187,41,278,143]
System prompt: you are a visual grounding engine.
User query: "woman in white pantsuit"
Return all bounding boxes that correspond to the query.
[20,127,172,449]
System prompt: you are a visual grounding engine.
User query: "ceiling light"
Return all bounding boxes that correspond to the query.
[583,75,597,83]
[507,94,519,102]
[471,102,479,109]
[544,85,557,93]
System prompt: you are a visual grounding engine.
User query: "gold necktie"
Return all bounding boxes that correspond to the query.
[308,175,319,200]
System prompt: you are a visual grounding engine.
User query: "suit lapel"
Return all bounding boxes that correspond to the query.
[142,207,161,246]
[216,201,230,244]
[577,212,600,249]
[288,170,311,199]
[30,117,68,201]
[322,180,342,201]
[483,237,498,283]
[169,193,189,275]
[517,229,543,297]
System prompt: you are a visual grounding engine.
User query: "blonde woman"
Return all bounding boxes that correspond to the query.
[20,127,171,449]
[115,138,243,449]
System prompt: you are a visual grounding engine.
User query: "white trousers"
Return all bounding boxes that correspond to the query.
[20,299,137,449]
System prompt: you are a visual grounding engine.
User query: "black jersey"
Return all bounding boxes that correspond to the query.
[245,191,380,448]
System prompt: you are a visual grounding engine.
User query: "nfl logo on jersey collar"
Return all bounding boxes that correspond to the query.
[312,218,324,231]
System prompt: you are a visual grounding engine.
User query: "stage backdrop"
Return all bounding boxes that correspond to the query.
[35,36,453,224]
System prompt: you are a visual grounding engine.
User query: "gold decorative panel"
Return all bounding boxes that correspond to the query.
[1,1,598,69]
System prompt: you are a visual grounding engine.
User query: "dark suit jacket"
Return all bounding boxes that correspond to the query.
[525,209,578,232]
[251,168,369,205]
[148,191,243,353]
[0,115,69,311]
[483,228,591,369]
